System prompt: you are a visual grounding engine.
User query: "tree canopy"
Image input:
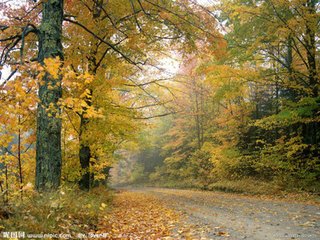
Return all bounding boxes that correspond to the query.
[0,0,319,197]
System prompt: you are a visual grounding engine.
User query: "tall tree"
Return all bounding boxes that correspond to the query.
[35,0,64,191]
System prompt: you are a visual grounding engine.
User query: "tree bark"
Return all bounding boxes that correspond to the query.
[17,116,23,197]
[35,0,64,191]
[306,0,318,97]
[78,90,92,190]
[78,51,96,190]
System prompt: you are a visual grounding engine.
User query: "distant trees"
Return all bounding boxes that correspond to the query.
[120,0,320,192]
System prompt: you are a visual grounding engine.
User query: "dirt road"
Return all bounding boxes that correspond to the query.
[126,187,320,240]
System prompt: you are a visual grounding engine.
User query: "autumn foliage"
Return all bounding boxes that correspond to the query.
[0,0,319,238]
[115,0,320,194]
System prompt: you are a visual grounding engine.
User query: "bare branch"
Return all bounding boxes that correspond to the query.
[134,111,177,120]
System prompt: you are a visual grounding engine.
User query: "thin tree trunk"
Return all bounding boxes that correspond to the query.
[35,0,64,191]
[79,97,92,190]
[0,181,5,204]
[78,1,103,190]
[17,115,23,198]
[302,0,318,145]
[199,83,204,147]
[78,54,96,190]
[5,165,8,203]
[306,0,318,97]
[195,90,202,150]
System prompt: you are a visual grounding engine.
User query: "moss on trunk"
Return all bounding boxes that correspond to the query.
[35,0,64,191]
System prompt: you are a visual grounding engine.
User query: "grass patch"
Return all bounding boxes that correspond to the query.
[207,179,282,195]
[0,185,112,236]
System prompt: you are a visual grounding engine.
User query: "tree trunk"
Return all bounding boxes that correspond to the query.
[195,88,202,150]
[306,0,318,97]
[78,55,95,190]
[5,165,8,203]
[35,0,64,191]
[17,118,23,197]
[78,93,92,190]
[0,181,5,204]
[78,0,104,190]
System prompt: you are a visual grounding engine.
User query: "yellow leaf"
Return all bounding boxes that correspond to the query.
[44,56,61,79]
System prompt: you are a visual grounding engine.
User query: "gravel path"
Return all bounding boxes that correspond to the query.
[127,187,320,240]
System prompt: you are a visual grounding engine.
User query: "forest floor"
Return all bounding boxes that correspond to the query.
[1,187,320,239]
[107,187,320,240]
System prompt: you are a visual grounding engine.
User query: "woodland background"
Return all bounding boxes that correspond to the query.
[113,0,320,194]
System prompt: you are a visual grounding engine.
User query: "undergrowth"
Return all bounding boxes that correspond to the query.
[0,185,112,236]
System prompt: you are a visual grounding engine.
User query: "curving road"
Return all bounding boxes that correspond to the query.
[126,187,320,240]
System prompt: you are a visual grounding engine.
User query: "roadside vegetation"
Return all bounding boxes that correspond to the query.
[0,185,112,235]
